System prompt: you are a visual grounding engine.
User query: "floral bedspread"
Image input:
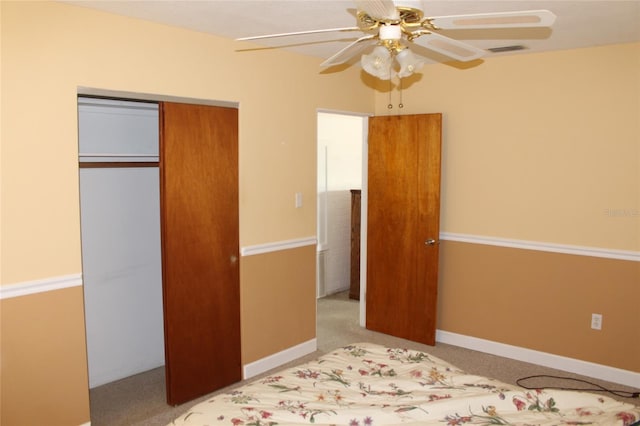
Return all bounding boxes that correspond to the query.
[170,343,640,426]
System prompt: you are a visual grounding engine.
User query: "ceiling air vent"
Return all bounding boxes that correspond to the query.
[487,45,527,53]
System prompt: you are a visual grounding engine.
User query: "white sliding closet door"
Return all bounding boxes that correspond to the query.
[79,97,164,388]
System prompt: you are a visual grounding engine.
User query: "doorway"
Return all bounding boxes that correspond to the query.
[316,112,442,336]
[316,111,369,325]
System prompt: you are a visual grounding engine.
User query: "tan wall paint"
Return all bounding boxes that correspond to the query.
[1,1,372,423]
[1,0,373,285]
[2,1,638,422]
[370,43,639,373]
[375,43,640,251]
[0,287,90,426]
[240,245,317,364]
[438,241,639,372]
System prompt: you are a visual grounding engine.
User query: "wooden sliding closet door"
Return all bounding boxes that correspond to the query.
[160,102,241,405]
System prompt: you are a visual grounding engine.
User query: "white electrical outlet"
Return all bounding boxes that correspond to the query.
[591,313,603,330]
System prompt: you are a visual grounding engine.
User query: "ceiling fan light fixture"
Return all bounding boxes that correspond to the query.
[396,48,424,78]
[361,45,393,80]
[379,24,402,40]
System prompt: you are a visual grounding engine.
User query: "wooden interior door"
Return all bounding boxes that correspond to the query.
[160,102,241,405]
[366,113,442,345]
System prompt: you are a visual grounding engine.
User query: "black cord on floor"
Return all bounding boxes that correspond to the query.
[516,375,640,399]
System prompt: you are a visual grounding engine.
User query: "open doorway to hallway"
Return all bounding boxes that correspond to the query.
[316,111,367,311]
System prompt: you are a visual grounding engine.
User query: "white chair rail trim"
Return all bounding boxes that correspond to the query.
[240,236,317,257]
[0,273,83,300]
[440,232,639,262]
[5,234,633,299]
[0,237,318,299]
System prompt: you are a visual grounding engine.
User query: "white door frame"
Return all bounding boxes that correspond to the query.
[359,115,369,327]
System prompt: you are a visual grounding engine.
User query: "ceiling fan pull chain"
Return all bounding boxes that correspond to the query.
[387,78,393,109]
[398,78,404,109]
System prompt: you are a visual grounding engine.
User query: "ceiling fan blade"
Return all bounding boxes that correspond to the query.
[430,10,556,30]
[320,35,377,67]
[237,27,360,41]
[412,31,486,62]
[354,0,399,21]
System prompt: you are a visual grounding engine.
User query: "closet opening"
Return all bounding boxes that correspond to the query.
[78,92,242,420]
[78,96,164,392]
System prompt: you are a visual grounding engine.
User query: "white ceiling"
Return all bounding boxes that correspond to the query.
[64,1,640,66]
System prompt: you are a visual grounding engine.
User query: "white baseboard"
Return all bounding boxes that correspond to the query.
[436,330,639,389]
[243,338,317,379]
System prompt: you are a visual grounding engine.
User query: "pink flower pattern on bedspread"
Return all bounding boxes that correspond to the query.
[170,343,640,426]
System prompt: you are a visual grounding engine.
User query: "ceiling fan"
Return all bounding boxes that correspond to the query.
[237,0,556,80]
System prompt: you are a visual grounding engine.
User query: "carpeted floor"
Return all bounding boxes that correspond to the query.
[88,291,639,425]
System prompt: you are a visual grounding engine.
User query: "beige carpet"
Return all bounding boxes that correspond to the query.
[88,291,639,425]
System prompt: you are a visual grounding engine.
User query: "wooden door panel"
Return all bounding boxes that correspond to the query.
[366,114,442,345]
[160,102,241,405]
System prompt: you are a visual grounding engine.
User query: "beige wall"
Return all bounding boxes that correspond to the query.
[376,43,639,251]
[1,0,372,285]
[240,245,317,364]
[1,287,91,426]
[376,43,640,372]
[2,1,639,424]
[439,241,639,372]
[1,1,372,424]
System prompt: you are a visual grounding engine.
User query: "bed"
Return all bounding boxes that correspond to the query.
[170,342,640,425]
